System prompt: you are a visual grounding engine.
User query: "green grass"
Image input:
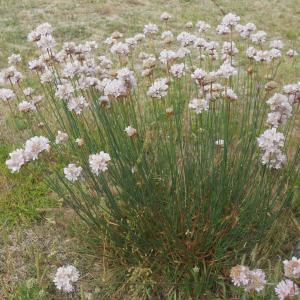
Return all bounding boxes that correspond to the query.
[0,143,57,227]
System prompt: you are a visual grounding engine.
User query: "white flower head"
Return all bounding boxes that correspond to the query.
[196,20,210,33]
[221,13,240,27]
[64,164,82,182]
[75,138,84,147]
[53,265,80,293]
[18,101,36,113]
[24,136,50,161]
[170,63,186,78]
[144,23,158,35]
[0,88,15,102]
[67,96,89,115]
[189,98,209,114]
[55,131,69,145]
[270,39,284,49]
[147,78,169,99]
[160,12,171,21]
[250,31,267,44]
[230,265,250,287]
[275,279,299,300]
[124,126,137,137]
[8,54,22,65]
[89,151,111,175]
[286,49,298,57]
[6,149,25,173]
[283,257,300,279]
[215,139,224,146]
[245,269,266,292]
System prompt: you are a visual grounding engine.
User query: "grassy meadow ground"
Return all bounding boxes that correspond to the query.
[0,0,300,299]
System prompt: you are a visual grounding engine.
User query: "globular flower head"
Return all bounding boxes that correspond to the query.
[283,257,300,279]
[89,151,111,175]
[6,149,26,173]
[147,78,169,99]
[24,136,50,161]
[64,164,82,182]
[275,279,299,300]
[53,265,80,293]
[124,126,137,137]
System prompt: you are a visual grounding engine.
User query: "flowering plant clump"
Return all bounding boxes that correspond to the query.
[1,12,299,297]
[231,256,300,299]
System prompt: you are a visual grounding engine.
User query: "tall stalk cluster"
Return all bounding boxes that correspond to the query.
[1,12,299,295]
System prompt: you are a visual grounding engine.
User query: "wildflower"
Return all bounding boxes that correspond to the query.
[117,67,137,90]
[67,96,89,115]
[55,131,69,145]
[246,46,257,59]
[27,23,53,42]
[18,101,36,112]
[144,23,158,35]
[223,88,237,101]
[0,88,15,102]
[275,279,299,300]
[286,49,298,57]
[196,20,210,33]
[99,96,110,107]
[250,31,267,44]
[55,81,74,101]
[283,257,300,279]
[236,23,256,38]
[269,48,282,60]
[194,38,207,50]
[222,41,239,57]
[23,87,34,97]
[28,58,45,72]
[266,93,292,126]
[37,34,56,50]
[177,32,196,46]
[191,68,207,84]
[75,138,84,147]
[110,42,129,56]
[189,98,209,114]
[89,151,111,175]
[270,39,284,49]
[230,265,250,287]
[257,128,286,169]
[254,50,271,63]
[176,47,191,58]
[104,78,128,98]
[6,149,25,173]
[192,266,200,273]
[53,265,80,293]
[147,78,169,99]
[221,13,240,27]
[185,21,193,29]
[8,54,21,65]
[161,31,174,43]
[125,37,137,48]
[134,33,145,42]
[216,24,230,35]
[0,66,23,84]
[64,164,82,182]
[215,139,224,146]
[124,126,137,137]
[24,136,50,161]
[216,63,237,78]
[170,63,185,78]
[160,12,171,21]
[159,49,177,64]
[245,269,266,292]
